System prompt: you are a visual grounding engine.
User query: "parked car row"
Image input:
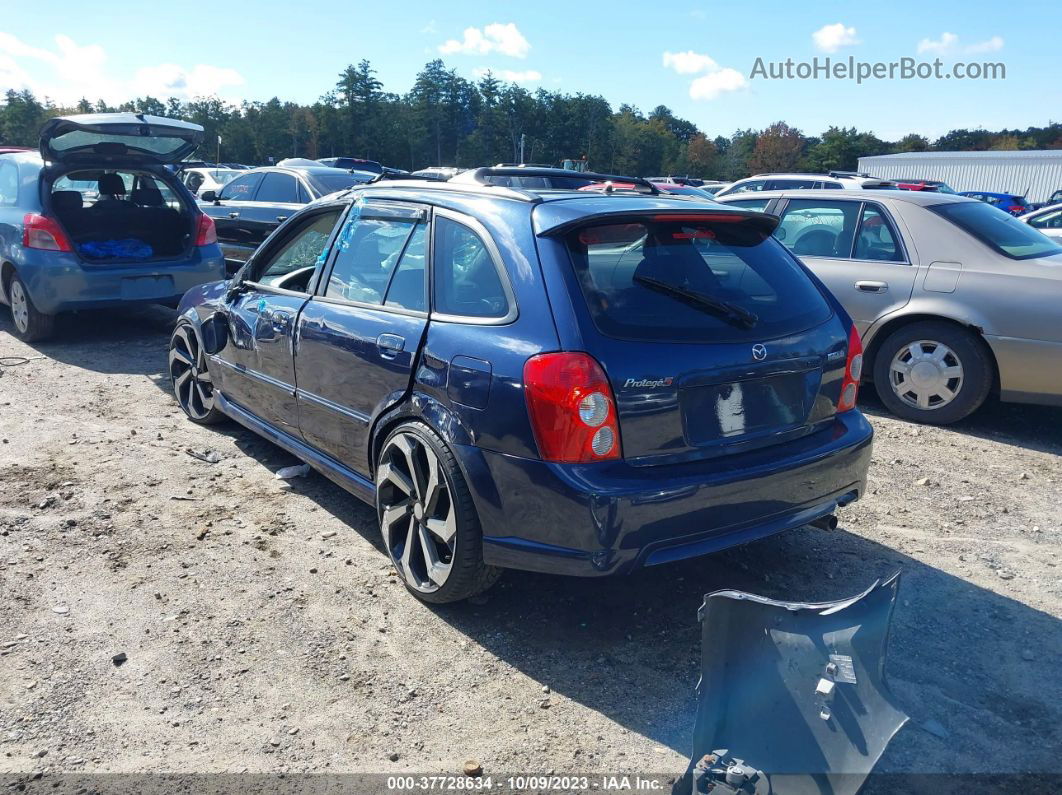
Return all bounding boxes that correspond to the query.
[3,115,1061,606]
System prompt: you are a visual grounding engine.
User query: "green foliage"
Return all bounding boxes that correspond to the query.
[2,64,1059,179]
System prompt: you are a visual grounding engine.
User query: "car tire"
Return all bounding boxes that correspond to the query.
[872,321,993,425]
[376,420,502,604]
[169,322,226,425]
[6,274,55,342]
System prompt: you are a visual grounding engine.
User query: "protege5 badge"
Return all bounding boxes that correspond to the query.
[624,377,674,389]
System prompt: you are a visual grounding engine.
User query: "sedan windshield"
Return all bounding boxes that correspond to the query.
[930,201,1062,260]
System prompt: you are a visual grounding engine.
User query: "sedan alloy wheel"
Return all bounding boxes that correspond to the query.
[169,324,216,421]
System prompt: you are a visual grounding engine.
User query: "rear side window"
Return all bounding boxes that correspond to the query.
[565,218,832,343]
[767,178,817,190]
[930,201,1062,260]
[853,205,904,262]
[255,173,298,203]
[433,217,510,319]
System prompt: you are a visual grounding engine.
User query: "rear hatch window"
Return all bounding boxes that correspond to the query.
[565,217,832,343]
[559,214,844,462]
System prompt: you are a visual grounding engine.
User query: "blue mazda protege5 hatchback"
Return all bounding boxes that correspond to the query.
[0,114,224,341]
[170,167,872,603]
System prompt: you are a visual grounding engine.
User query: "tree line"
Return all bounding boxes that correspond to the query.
[3,58,1061,179]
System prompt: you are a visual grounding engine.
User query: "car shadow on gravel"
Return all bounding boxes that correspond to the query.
[0,303,177,379]
[278,460,1061,776]
[858,391,1062,456]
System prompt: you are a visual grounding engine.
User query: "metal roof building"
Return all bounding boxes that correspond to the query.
[857,150,1062,203]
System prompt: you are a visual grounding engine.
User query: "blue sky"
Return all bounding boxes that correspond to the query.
[1,1,1057,141]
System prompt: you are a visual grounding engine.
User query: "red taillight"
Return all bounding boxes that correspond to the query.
[22,213,73,252]
[523,352,622,463]
[837,325,864,413]
[195,213,217,246]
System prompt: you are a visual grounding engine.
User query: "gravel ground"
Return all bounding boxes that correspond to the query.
[1,305,1060,787]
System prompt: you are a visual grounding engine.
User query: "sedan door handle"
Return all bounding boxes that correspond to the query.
[266,310,293,333]
[228,211,240,219]
[855,280,888,293]
[276,215,288,223]
[377,333,405,359]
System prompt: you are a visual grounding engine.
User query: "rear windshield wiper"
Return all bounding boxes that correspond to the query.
[633,274,758,329]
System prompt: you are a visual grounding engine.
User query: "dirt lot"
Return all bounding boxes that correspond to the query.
[1,305,1060,787]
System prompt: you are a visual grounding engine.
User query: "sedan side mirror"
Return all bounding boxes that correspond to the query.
[199,311,230,355]
[200,189,217,203]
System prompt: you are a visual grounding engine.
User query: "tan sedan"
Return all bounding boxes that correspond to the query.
[717,189,1062,424]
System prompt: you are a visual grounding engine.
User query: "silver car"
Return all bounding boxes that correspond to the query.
[1020,202,1062,241]
[717,189,1062,424]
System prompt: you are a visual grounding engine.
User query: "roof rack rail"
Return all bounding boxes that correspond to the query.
[462,166,660,195]
[828,170,873,179]
[367,171,447,184]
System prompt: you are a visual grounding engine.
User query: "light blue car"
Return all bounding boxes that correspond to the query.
[0,113,225,341]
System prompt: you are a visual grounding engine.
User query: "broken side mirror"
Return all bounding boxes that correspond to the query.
[199,311,229,356]
[674,573,907,795]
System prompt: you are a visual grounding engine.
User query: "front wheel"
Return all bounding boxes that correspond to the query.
[7,275,55,342]
[872,321,993,424]
[169,323,226,424]
[376,421,501,604]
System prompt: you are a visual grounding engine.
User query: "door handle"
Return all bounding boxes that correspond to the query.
[855,280,888,293]
[228,211,240,219]
[377,333,406,359]
[265,310,293,333]
[276,215,288,222]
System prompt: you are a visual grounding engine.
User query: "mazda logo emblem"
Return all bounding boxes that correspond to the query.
[752,344,767,361]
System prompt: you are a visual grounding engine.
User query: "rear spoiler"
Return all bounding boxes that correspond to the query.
[535,208,780,238]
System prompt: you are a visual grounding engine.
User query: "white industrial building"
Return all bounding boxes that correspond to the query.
[857,150,1062,203]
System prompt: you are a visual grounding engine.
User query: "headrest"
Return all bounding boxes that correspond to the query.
[131,187,164,206]
[98,173,126,195]
[52,190,83,212]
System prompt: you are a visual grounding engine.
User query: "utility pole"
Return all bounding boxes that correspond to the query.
[520,133,526,165]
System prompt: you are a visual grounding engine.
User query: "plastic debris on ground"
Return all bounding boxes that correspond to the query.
[275,464,311,480]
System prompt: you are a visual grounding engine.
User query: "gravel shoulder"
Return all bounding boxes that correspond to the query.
[1,306,1060,781]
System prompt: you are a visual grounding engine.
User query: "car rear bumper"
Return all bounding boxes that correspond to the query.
[17,246,226,314]
[459,410,873,576]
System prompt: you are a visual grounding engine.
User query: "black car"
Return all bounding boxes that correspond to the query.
[199,165,375,270]
[317,157,383,174]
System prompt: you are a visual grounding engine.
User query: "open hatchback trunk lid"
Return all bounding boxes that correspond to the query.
[537,202,853,464]
[40,113,203,166]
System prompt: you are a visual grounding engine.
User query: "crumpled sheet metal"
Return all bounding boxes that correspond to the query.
[676,573,908,795]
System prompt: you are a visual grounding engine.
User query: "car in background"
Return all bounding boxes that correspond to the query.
[410,167,463,180]
[717,189,1062,423]
[577,180,719,200]
[169,166,871,603]
[317,157,384,174]
[960,191,1031,216]
[0,113,224,342]
[699,182,733,196]
[451,166,601,190]
[1020,202,1062,240]
[0,146,33,155]
[715,172,895,198]
[198,164,375,270]
[1028,189,1062,211]
[895,179,956,193]
[181,166,242,197]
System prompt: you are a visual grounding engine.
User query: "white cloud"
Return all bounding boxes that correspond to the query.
[0,32,244,104]
[660,48,745,101]
[420,20,438,35]
[472,67,541,83]
[918,32,1004,55]
[439,23,530,58]
[812,23,860,53]
[689,68,747,101]
[662,50,718,75]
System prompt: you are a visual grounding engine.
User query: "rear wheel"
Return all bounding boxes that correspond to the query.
[7,275,55,342]
[169,323,225,424]
[872,321,993,424]
[376,421,501,604]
